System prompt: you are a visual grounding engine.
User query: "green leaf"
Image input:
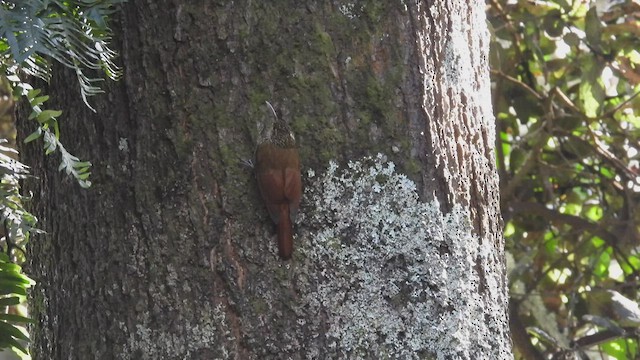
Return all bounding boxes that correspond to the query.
[0,286,26,297]
[73,161,92,168]
[0,273,33,286]
[562,203,581,216]
[584,7,603,48]
[580,82,602,118]
[601,338,629,359]
[0,265,28,275]
[591,236,605,248]
[563,32,580,47]
[26,89,40,100]
[0,262,21,272]
[579,60,605,118]
[0,297,21,307]
[544,238,558,254]
[584,205,603,221]
[0,322,28,341]
[509,148,526,171]
[0,336,28,355]
[35,110,62,123]
[23,129,42,143]
[542,10,564,37]
[0,314,33,324]
[593,249,611,277]
[31,95,49,107]
[599,166,614,179]
[624,256,640,275]
[504,222,515,237]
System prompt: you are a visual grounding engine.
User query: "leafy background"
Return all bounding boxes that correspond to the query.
[488,0,640,358]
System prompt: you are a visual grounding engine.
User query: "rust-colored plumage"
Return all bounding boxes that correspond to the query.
[255,103,302,260]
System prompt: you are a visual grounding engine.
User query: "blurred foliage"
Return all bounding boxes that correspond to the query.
[0,75,37,358]
[488,0,640,359]
[0,0,126,188]
[0,0,123,110]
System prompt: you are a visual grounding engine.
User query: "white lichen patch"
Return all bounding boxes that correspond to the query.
[118,137,129,152]
[119,304,232,360]
[299,154,509,359]
[338,3,357,19]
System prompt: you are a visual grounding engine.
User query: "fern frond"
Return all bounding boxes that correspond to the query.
[0,0,123,109]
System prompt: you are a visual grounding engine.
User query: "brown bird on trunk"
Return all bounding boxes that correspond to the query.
[255,102,302,260]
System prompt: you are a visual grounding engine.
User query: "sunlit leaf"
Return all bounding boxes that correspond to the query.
[591,237,605,248]
[561,203,581,216]
[505,222,515,237]
[583,205,603,221]
[579,60,605,117]
[601,338,631,359]
[627,256,640,271]
[593,249,611,277]
[544,238,558,254]
[599,166,614,179]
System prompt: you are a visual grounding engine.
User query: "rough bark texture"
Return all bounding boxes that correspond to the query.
[20,0,511,359]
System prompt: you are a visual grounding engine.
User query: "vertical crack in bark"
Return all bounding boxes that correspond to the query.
[223,218,246,290]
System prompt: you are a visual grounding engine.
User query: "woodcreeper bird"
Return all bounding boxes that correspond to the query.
[255,102,302,260]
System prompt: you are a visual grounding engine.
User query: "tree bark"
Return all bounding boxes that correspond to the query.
[20,1,512,359]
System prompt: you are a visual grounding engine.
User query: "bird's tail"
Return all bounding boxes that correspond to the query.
[277,205,293,260]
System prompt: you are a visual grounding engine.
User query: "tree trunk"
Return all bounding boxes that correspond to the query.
[20,1,512,359]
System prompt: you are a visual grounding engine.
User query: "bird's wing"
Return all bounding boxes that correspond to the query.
[284,167,302,221]
[257,169,285,223]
